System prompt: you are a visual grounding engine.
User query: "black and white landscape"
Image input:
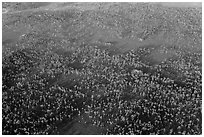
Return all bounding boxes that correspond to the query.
[2,2,202,135]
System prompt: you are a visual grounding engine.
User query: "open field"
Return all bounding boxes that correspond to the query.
[2,2,202,135]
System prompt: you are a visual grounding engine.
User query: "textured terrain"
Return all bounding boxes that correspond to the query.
[2,2,202,135]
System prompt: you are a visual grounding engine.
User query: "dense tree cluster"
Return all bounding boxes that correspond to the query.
[2,44,201,134]
[2,2,202,135]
